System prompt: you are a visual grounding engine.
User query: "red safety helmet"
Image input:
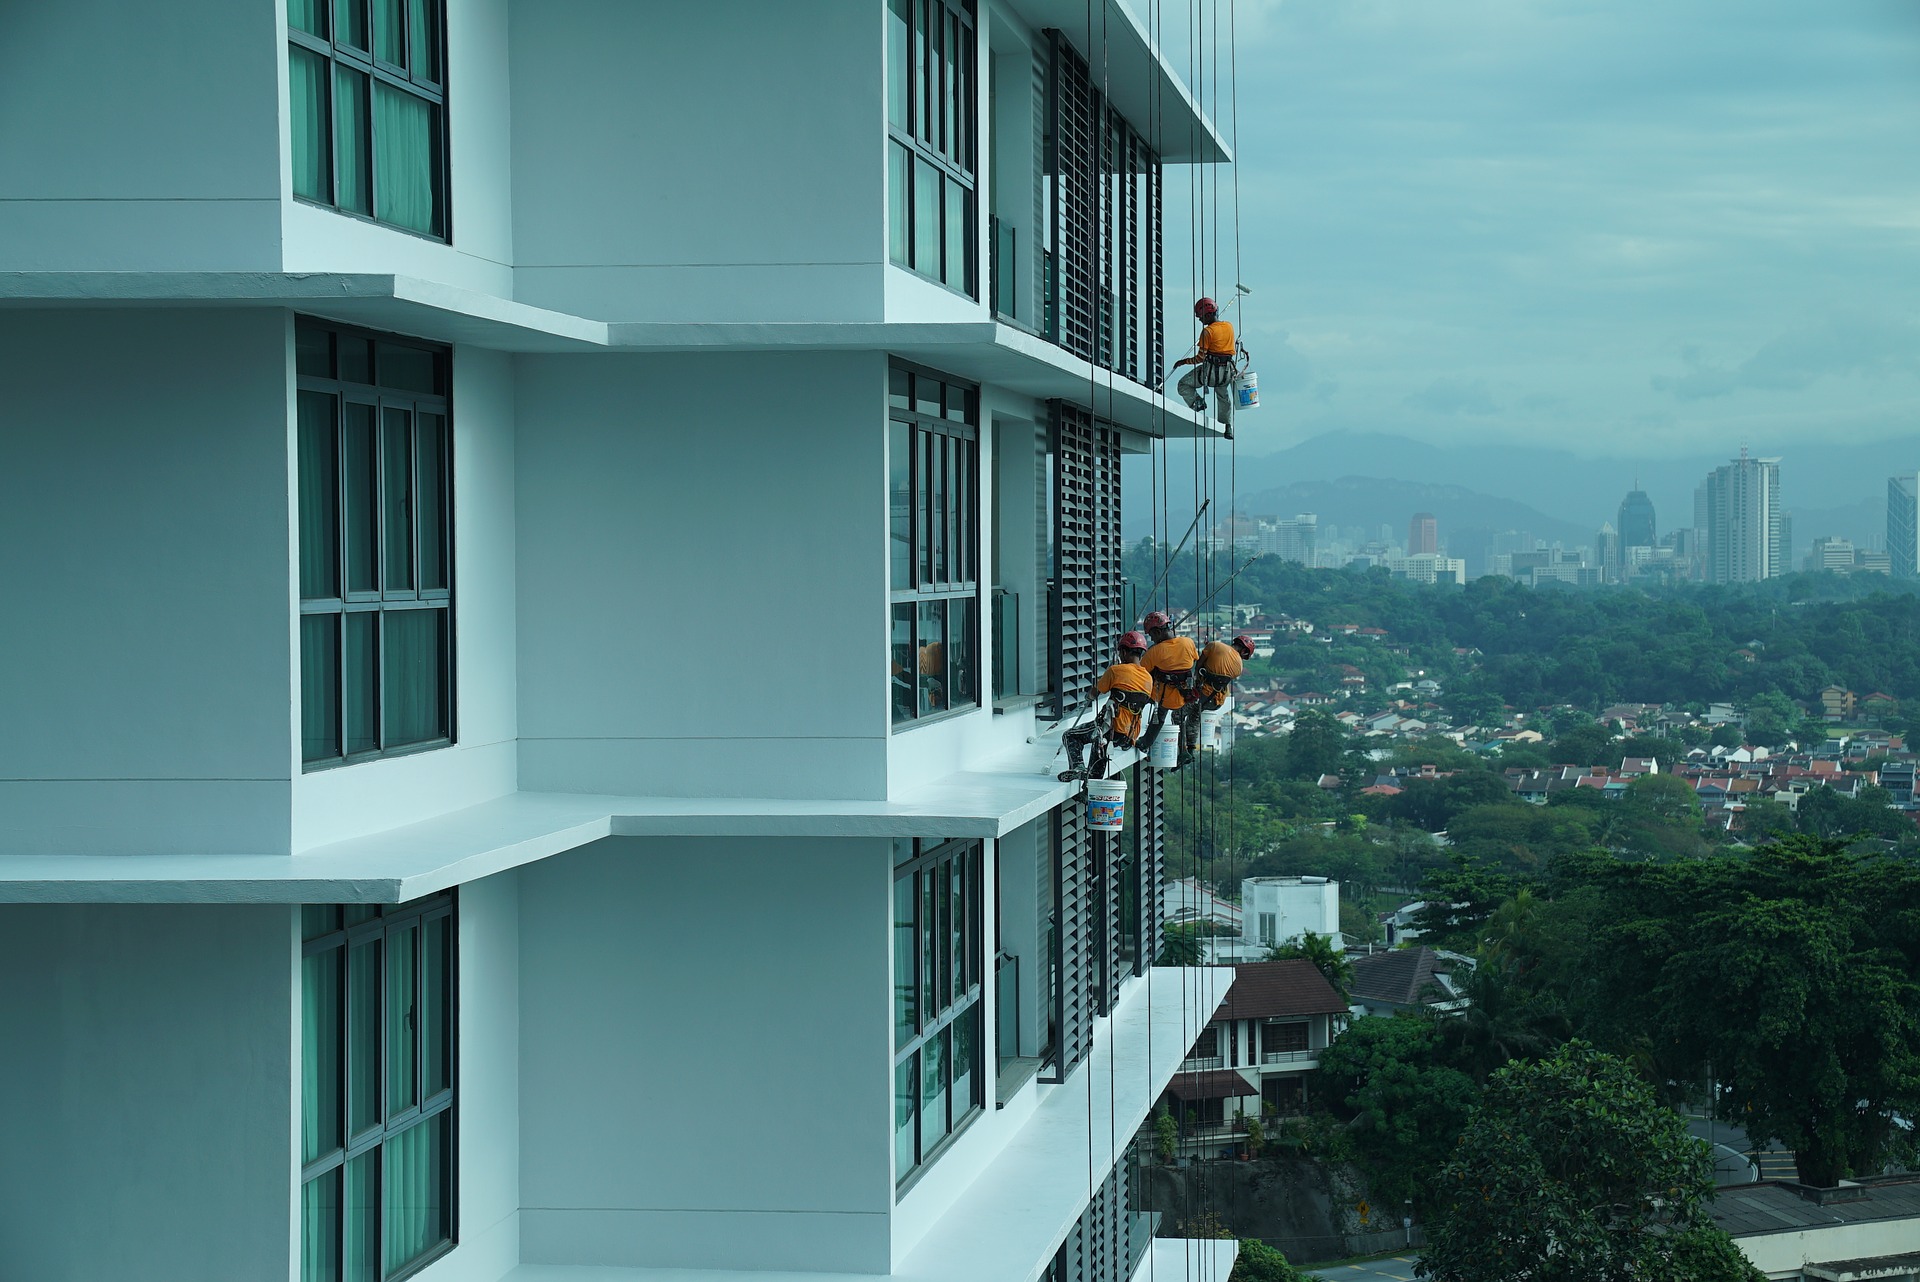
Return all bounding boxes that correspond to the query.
[1141,610,1174,632]
[1232,635,1256,659]
[1194,297,1219,319]
[1119,630,1150,653]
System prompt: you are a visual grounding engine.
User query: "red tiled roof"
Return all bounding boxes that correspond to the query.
[1218,960,1349,1020]
[1167,1070,1259,1101]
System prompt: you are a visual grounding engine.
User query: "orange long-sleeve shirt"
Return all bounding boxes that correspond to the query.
[1143,636,1198,708]
[1094,662,1154,742]
[1194,640,1245,709]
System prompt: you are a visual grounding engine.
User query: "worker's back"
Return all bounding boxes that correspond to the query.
[1095,662,1153,741]
[1143,636,1197,677]
[1200,639,1244,682]
[1199,319,1235,355]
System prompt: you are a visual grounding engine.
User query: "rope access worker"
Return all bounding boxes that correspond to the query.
[1139,610,1199,761]
[1173,297,1238,438]
[1178,635,1257,755]
[1058,631,1155,782]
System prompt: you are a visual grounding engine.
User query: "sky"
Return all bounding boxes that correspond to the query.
[1152,0,1920,460]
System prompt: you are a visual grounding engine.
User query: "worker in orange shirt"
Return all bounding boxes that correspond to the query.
[1179,635,1256,755]
[1059,631,1155,782]
[1137,609,1200,762]
[1172,297,1237,437]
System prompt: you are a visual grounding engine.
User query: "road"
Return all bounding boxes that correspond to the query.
[1307,1254,1422,1282]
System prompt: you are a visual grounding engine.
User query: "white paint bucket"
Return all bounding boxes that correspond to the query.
[1086,778,1127,832]
[1235,371,1259,409]
[1200,700,1229,752]
[1148,726,1181,769]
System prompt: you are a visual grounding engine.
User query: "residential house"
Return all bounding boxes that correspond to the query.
[0,4,1235,1281]
[1821,686,1859,723]
[1164,961,1350,1156]
[1347,947,1469,1017]
[1713,1175,1920,1280]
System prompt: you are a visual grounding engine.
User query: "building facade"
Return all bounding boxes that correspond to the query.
[1889,473,1920,578]
[0,4,1237,1281]
[1408,512,1439,556]
[1703,452,1784,584]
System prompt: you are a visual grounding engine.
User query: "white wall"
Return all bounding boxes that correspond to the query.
[0,310,296,855]
[510,0,884,323]
[1737,1218,1920,1280]
[279,0,516,297]
[293,345,519,848]
[514,350,891,799]
[0,904,294,1281]
[0,0,282,270]
[517,835,893,1273]
[1242,879,1343,950]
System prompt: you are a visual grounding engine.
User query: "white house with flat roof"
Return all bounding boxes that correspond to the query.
[0,3,1238,1281]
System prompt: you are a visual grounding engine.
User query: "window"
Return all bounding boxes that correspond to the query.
[297,320,453,768]
[301,895,455,1281]
[886,0,976,294]
[288,0,447,238]
[1262,1021,1309,1057]
[889,364,979,726]
[1258,912,1276,945]
[894,838,984,1186]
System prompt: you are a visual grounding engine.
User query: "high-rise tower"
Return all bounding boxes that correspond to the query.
[1408,512,1438,556]
[1889,474,1920,577]
[1702,451,1783,583]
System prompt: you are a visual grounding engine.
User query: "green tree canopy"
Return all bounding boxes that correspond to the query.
[1422,1042,1762,1282]
[1266,930,1353,998]
[1314,1016,1477,1213]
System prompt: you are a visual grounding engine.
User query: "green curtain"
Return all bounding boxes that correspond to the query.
[371,0,403,64]
[334,67,370,215]
[384,1114,445,1273]
[382,609,444,746]
[407,0,437,79]
[386,925,417,1113]
[297,392,338,600]
[301,1174,339,1282]
[345,613,377,755]
[374,84,436,233]
[290,47,330,202]
[301,614,340,763]
[345,1152,378,1282]
[288,0,324,37]
[301,952,341,1162]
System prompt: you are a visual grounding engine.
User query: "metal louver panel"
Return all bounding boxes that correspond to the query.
[1137,764,1165,976]
[1049,1146,1140,1282]
[1048,31,1098,363]
[1050,799,1093,1081]
[1050,401,1124,719]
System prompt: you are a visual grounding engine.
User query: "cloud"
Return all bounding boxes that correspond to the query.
[1652,314,1920,400]
[1313,380,1341,402]
[1244,329,1315,394]
[1405,377,1500,416]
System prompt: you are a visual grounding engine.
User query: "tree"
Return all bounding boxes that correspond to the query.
[1421,1042,1763,1282]
[1283,709,1353,782]
[1315,1016,1478,1213]
[1157,922,1205,966]
[1267,930,1353,997]
[1410,854,1519,952]
[1243,1115,1266,1159]
[1154,1106,1178,1164]
[1229,1238,1309,1282]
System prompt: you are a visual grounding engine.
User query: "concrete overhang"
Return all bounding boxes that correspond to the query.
[1006,0,1232,164]
[0,746,1141,903]
[0,273,1223,440]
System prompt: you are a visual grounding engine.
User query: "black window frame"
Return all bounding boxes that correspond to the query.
[893,838,986,1189]
[288,0,451,241]
[300,893,458,1282]
[887,0,978,296]
[298,318,455,770]
[890,362,981,728]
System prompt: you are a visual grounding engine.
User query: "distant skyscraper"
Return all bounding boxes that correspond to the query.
[1617,486,1656,553]
[1408,512,1438,556]
[1595,522,1619,581]
[1889,474,1920,577]
[1702,451,1783,583]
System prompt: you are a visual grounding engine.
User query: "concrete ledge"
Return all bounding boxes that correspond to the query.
[1137,1238,1243,1282]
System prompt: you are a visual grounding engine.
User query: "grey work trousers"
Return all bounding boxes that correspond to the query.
[1177,362,1236,427]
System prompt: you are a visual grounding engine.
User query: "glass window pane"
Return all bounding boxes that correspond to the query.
[415,413,447,591]
[344,403,378,593]
[303,905,340,940]
[334,66,371,216]
[387,924,417,1115]
[949,857,964,1004]
[943,11,959,158]
[384,1113,448,1273]
[297,392,339,600]
[372,0,403,63]
[914,158,941,277]
[301,1170,340,1282]
[338,335,373,384]
[943,177,967,290]
[894,875,917,1049]
[345,904,379,927]
[374,85,439,234]
[344,1150,378,1282]
[950,595,977,710]
[408,0,439,81]
[348,938,381,1134]
[894,1058,918,1180]
[334,0,368,49]
[887,0,910,130]
[915,375,942,418]
[945,383,970,422]
[891,603,916,726]
[301,950,342,1163]
[917,430,933,583]
[916,0,931,144]
[888,143,909,269]
[889,365,912,411]
[423,913,451,1095]
[921,1028,950,1150]
[921,869,938,1020]
[301,614,341,763]
[290,46,331,203]
[931,433,948,581]
[376,342,440,393]
[890,419,912,591]
[918,598,947,716]
[296,325,332,378]
[345,611,377,754]
[381,408,414,591]
[382,608,447,747]
[953,1004,978,1121]
[289,0,326,36]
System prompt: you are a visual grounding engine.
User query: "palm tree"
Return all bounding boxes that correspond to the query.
[1267,930,1354,998]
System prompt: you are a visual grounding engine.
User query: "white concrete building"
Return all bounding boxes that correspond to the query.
[1240,877,1344,954]
[0,3,1237,1281]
